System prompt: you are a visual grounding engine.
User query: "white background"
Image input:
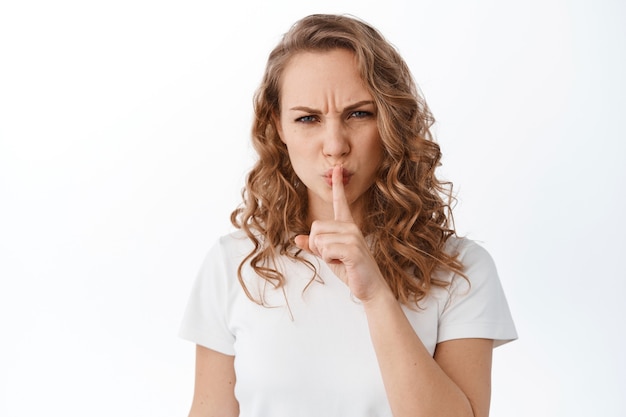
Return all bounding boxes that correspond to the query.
[1,0,624,416]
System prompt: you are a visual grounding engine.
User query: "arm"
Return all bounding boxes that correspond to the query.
[187,345,239,417]
[363,290,493,417]
[295,166,494,417]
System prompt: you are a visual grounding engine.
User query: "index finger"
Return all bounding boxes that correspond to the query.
[332,165,354,222]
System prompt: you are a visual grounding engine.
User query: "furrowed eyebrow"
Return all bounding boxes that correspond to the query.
[288,100,375,113]
[289,106,321,114]
[343,100,375,112]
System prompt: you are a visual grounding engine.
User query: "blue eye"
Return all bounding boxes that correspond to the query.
[350,110,372,119]
[296,115,318,123]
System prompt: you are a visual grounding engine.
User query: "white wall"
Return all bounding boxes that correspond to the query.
[1,0,624,415]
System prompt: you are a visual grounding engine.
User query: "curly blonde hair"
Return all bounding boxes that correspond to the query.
[231,14,464,306]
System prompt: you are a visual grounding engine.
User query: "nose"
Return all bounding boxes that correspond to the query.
[322,120,350,159]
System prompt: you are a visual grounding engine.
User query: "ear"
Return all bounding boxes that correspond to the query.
[273,112,286,144]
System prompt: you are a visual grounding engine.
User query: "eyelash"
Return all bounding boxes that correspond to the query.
[294,111,373,123]
[295,115,318,123]
[350,110,372,119]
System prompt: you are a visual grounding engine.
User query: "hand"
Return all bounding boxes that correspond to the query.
[294,165,388,301]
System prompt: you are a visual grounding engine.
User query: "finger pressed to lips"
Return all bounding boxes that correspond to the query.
[332,165,353,222]
[323,167,351,187]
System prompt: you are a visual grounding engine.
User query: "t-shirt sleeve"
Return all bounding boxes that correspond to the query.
[178,240,236,355]
[438,240,518,347]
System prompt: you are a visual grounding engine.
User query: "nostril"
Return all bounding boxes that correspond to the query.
[322,139,351,158]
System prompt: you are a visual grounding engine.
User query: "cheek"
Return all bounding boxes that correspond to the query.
[284,143,310,174]
[364,132,384,160]
[285,134,319,157]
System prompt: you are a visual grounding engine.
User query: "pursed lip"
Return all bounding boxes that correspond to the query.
[322,168,353,186]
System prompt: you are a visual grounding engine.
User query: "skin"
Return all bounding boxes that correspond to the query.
[276,49,384,226]
[188,49,494,417]
[188,345,238,417]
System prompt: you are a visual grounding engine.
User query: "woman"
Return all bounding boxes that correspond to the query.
[180,14,517,417]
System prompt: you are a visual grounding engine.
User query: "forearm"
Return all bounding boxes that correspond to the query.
[363,290,475,417]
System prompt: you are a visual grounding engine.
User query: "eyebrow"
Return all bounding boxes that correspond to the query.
[288,100,376,113]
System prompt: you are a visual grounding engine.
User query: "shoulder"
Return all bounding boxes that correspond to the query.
[214,230,256,254]
[442,236,497,284]
[199,230,259,265]
[194,230,255,286]
[445,235,492,262]
[436,236,508,317]
[436,236,518,345]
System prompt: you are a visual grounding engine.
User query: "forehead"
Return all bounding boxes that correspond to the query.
[279,49,371,104]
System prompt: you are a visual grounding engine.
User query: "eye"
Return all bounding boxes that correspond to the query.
[295,115,318,123]
[350,110,373,119]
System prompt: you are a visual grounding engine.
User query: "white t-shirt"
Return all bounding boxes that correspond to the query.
[179,231,517,416]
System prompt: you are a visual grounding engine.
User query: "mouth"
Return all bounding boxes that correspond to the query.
[323,168,352,186]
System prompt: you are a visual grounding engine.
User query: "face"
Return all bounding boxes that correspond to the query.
[276,49,383,223]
